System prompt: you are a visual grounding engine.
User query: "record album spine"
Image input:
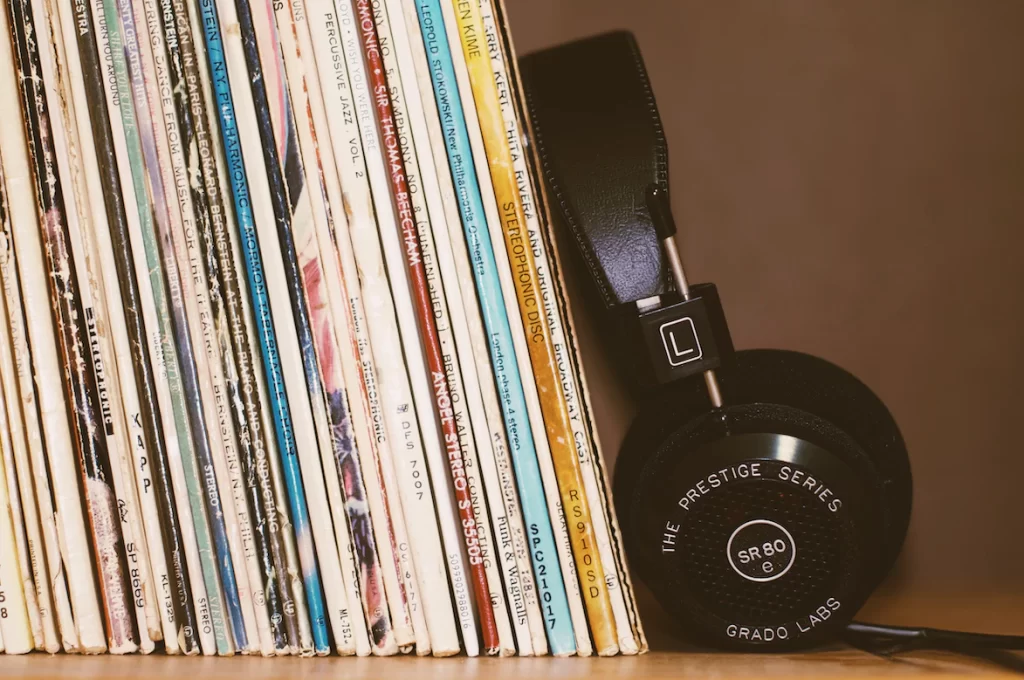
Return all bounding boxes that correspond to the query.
[288,0,408,656]
[336,0,470,656]
[0,0,101,652]
[226,0,365,654]
[390,0,544,654]
[0,291,34,654]
[0,218,76,655]
[450,0,618,654]
[481,0,638,654]
[0,166,79,653]
[121,0,250,652]
[137,0,269,653]
[187,0,310,654]
[0,154,60,654]
[192,0,317,654]
[249,0,369,656]
[272,0,399,655]
[0,236,43,651]
[92,0,226,653]
[62,0,199,654]
[0,456,43,652]
[89,0,210,654]
[8,0,139,652]
[244,0,366,657]
[46,0,164,651]
[360,0,510,655]
[0,316,43,654]
[442,0,602,655]
[437,7,594,656]
[412,0,577,656]
[164,0,297,655]
[0,376,33,654]
[115,0,246,653]
[0,175,78,652]
[464,5,561,651]
[198,0,332,654]
[304,0,427,654]
[0,376,43,652]
[17,0,143,651]
[380,0,526,654]
[498,4,646,653]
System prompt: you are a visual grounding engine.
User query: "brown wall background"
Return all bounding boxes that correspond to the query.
[505,0,1024,598]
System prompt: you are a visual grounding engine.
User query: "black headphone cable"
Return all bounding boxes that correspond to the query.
[845,621,1024,655]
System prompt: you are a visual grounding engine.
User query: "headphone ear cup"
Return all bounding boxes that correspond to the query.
[614,349,912,647]
[617,349,911,582]
[625,402,883,647]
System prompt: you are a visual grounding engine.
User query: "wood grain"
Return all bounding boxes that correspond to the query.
[0,647,1017,678]
[2,593,1021,676]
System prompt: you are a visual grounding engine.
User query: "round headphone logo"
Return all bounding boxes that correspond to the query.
[726,519,797,583]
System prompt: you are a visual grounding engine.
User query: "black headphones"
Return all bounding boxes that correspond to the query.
[521,31,1020,653]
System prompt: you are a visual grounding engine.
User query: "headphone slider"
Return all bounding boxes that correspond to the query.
[635,282,734,386]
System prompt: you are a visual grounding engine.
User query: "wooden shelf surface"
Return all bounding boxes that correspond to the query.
[0,648,1019,680]
[2,592,1021,678]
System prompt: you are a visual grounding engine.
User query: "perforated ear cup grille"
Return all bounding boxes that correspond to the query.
[710,350,912,577]
[678,478,852,622]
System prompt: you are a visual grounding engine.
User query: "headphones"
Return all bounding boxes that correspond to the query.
[521,31,1021,653]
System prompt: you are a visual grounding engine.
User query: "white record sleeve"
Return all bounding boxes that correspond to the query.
[0,163,59,653]
[0,0,106,654]
[0,334,43,652]
[0,372,34,654]
[0,247,72,654]
[0,161,46,654]
[0,311,42,651]
[0,159,75,652]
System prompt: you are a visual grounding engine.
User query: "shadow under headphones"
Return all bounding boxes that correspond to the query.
[520,30,1024,654]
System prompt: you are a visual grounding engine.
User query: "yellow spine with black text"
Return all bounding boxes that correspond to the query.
[450,0,618,655]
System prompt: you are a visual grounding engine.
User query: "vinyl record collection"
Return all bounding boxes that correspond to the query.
[0,0,647,658]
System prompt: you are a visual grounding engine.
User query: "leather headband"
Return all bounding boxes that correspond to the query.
[521,30,671,310]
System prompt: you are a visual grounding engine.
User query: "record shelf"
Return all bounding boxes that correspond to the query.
[0,591,1019,679]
